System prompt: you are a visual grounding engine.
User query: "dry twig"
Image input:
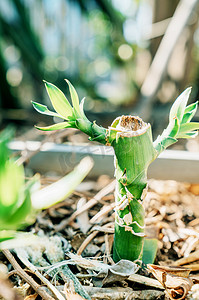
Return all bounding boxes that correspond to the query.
[2,249,55,300]
[173,250,199,266]
[55,181,115,231]
[15,248,66,300]
[77,223,114,256]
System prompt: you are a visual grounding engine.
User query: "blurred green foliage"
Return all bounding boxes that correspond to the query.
[0,0,142,114]
[0,128,34,236]
[2,0,199,129]
[0,127,93,244]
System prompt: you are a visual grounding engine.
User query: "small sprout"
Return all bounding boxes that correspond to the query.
[154,88,199,153]
[169,87,192,122]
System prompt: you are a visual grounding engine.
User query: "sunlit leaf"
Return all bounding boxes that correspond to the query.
[65,79,80,115]
[79,97,87,119]
[179,122,199,133]
[169,88,191,122]
[154,136,177,152]
[164,117,180,138]
[44,81,73,119]
[80,97,85,113]
[177,131,198,139]
[31,101,64,119]
[35,122,71,131]
[182,102,198,123]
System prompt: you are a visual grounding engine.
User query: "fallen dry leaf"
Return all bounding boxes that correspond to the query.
[147,264,193,300]
[148,264,191,278]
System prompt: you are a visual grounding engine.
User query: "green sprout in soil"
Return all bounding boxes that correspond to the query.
[0,128,93,248]
[32,80,199,263]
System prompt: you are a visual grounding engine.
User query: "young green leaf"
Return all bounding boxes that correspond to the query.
[79,97,87,120]
[179,122,199,134]
[31,101,64,119]
[181,102,198,123]
[169,87,191,122]
[161,118,180,142]
[35,122,71,131]
[153,136,177,153]
[177,131,198,139]
[44,81,73,119]
[65,79,80,115]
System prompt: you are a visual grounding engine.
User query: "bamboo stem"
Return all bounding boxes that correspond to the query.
[108,116,156,261]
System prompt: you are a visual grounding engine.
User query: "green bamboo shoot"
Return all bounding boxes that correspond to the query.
[32,81,199,262]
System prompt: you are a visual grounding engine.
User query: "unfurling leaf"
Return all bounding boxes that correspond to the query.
[79,97,87,120]
[44,81,73,119]
[164,118,180,138]
[181,102,198,123]
[169,88,192,122]
[154,88,199,154]
[65,79,80,116]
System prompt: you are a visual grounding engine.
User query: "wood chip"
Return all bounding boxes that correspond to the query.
[173,250,199,266]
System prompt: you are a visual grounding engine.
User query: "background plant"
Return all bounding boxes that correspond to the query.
[0,128,93,247]
[33,80,199,262]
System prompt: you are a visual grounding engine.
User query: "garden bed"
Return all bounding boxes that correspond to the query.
[1,172,199,299]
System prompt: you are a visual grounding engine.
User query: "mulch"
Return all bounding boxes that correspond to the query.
[1,129,199,300]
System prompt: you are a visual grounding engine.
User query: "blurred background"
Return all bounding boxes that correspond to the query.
[1,0,199,143]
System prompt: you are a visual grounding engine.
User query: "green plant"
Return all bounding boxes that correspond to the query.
[32,81,199,262]
[0,128,93,246]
